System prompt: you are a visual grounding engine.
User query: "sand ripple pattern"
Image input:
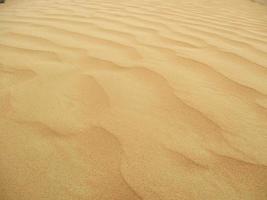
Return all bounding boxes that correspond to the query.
[0,0,267,199]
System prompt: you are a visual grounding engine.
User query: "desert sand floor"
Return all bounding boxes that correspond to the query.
[0,0,267,199]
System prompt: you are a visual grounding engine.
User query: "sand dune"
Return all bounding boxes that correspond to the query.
[0,0,267,199]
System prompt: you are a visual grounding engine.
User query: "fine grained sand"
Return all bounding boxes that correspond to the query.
[0,0,267,199]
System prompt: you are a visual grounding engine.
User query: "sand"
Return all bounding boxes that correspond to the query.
[0,0,267,199]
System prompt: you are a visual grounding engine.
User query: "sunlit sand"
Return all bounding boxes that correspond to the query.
[0,0,267,199]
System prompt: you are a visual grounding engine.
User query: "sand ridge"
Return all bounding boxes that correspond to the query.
[0,0,267,199]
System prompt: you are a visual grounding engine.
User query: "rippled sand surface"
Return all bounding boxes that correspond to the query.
[0,0,267,199]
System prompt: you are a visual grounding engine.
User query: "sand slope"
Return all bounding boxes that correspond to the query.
[0,0,267,199]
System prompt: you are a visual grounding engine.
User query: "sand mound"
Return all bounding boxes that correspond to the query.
[1,0,267,199]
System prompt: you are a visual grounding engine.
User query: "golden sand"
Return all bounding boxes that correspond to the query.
[0,0,267,199]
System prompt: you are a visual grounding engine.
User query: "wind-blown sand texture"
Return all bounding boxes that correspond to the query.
[0,0,267,199]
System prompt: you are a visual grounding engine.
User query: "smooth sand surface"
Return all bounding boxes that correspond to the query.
[1,0,267,199]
